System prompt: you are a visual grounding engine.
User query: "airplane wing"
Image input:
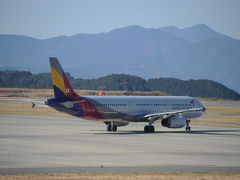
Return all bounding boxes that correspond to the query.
[18,99,49,108]
[143,107,205,120]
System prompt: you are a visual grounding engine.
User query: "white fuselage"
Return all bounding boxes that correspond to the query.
[85,96,205,121]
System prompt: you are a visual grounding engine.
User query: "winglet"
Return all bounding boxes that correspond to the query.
[49,57,77,98]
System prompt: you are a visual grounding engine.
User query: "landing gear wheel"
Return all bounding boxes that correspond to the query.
[149,125,155,133]
[107,124,117,132]
[107,124,112,131]
[112,125,117,132]
[144,125,155,133]
[185,120,191,132]
[144,125,149,133]
[185,126,191,131]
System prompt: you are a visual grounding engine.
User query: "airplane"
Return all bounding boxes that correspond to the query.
[28,57,206,133]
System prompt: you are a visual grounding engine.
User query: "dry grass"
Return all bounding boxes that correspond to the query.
[0,97,70,117]
[0,172,240,180]
[195,106,240,127]
[0,88,168,98]
[0,88,54,98]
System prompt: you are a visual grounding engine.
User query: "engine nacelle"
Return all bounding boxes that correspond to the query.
[161,114,186,128]
[104,121,129,127]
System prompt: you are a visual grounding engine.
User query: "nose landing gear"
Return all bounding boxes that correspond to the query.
[186,120,191,131]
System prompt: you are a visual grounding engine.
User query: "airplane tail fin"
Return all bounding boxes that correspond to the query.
[49,57,77,98]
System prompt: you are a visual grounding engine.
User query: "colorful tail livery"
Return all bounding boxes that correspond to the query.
[41,57,206,132]
[50,57,77,98]
[48,57,104,120]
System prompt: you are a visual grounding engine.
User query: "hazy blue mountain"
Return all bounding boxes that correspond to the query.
[158,24,227,42]
[0,24,240,93]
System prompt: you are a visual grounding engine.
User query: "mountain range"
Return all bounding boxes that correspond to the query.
[0,24,240,93]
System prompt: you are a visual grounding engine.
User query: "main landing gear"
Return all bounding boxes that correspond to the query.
[144,117,156,133]
[186,120,191,132]
[144,125,155,133]
[107,122,117,132]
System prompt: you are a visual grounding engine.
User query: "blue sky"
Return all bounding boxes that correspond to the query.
[0,0,239,39]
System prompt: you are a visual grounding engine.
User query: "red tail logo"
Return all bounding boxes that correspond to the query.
[190,100,195,107]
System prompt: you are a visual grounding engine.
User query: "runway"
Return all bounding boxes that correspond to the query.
[0,114,240,174]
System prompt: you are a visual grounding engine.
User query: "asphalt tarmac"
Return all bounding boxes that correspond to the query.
[0,114,239,174]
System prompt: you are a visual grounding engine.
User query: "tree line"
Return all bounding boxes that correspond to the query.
[0,71,239,100]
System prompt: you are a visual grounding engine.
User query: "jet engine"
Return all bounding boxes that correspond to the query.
[161,114,186,128]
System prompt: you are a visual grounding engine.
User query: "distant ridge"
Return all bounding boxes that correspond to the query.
[0,24,240,93]
[158,24,227,42]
